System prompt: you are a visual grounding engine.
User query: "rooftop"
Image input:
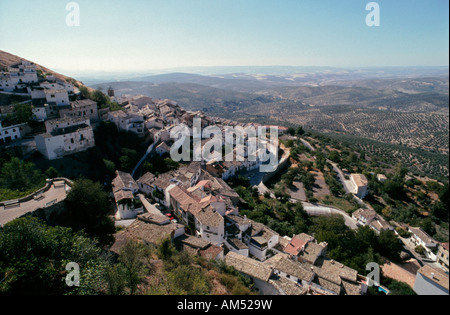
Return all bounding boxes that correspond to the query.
[417,265,449,291]
[409,227,436,245]
[124,217,184,245]
[225,252,273,282]
[268,277,308,295]
[196,206,224,228]
[298,242,326,264]
[351,174,368,187]
[70,99,97,108]
[265,253,315,282]
[112,171,138,193]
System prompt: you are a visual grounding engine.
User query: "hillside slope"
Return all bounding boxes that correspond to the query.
[0,50,87,89]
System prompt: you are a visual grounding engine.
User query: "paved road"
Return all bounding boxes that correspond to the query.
[301,201,358,230]
[0,181,70,227]
[299,138,316,152]
[329,160,352,194]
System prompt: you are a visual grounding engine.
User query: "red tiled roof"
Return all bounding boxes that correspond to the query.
[284,236,307,256]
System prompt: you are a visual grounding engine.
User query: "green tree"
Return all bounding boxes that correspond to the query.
[91,89,111,109]
[64,179,115,245]
[103,159,116,177]
[119,148,138,172]
[0,157,44,192]
[14,103,33,123]
[286,127,296,136]
[0,217,106,295]
[108,239,151,295]
[45,166,61,179]
[376,230,403,262]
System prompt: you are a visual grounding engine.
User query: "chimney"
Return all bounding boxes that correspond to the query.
[431,273,435,279]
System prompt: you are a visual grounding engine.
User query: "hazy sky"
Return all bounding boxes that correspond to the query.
[0,0,448,74]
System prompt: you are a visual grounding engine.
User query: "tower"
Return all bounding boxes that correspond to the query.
[107,86,115,97]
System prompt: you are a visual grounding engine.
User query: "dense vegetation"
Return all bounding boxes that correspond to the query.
[0,156,47,201]
[0,216,253,295]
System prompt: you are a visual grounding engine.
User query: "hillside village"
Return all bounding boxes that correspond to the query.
[0,60,449,296]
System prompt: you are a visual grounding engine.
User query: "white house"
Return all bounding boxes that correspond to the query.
[409,227,438,261]
[245,220,279,262]
[59,99,99,123]
[413,265,449,295]
[29,86,70,107]
[224,252,277,295]
[40,81,74,94]
[0,60,38,92]
[0,121,28,145]
[112,171,142,220]
[35,117,95,160]
[350,174,369,199]
[194,205,225,246]
[136,172,157,196]
[32,104,49,122]
[108,110,145,136]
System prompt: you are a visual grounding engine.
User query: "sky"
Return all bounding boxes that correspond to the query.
[0,0,448,75]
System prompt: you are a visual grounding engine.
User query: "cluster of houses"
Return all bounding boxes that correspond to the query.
[111,158,371,295]
[0,60,39,92]
[352,207,449,267]
[0,60,100,159]
[352,206,449,295]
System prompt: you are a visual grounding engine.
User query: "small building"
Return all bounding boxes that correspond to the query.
[413,265,449,295]
[107,86,115,97]
[350,174,369,199]
[29,86,70,107]
[0,121,28,145]
[283,233,314,257]
[224,252,276,295]
[352,208,393,235]
[409,227,438,261]
[265,253,315,289]
[155,141,171,157]
[59,99,99,123]
[377,174,388,182]
[194,205,225,246]
[35,117,95,160]
[136,172,156,196]
[112,170,141,220]
[118,213,185,247]
[108,110,146,136]
[177,234,224,261]
[245,220,279,262]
